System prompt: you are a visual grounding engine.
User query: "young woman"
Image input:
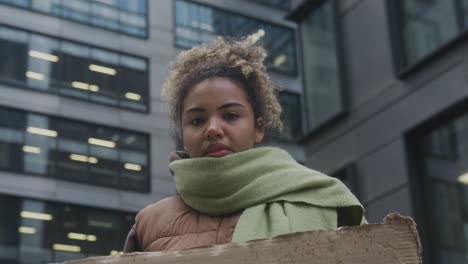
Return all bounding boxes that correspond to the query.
[123,37,365,253]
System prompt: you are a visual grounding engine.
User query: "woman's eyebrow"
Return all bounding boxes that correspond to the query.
[184,107,206,114]
[218,102,244,110]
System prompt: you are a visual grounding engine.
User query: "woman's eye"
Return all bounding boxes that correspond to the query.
[190,118,204,126]
[224,113,239,120]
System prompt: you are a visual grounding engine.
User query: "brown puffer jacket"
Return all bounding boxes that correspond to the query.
[123,195,241,252]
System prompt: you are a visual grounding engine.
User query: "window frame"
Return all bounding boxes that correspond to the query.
[288,0,348,138]
[0,24,150,114]
[0,0,149,38]
[172,0,298,76]
[266,90,304,142]
[0,105,151,193]
[405,98,468,263]
[0,192,137,262]
[386,0,468,78]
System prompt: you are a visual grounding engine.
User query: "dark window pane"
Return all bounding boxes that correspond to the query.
[88,48,120,105]
[0,194,135,262]
[53,119,89,182]
[0,106,150,192]
[0,26,149,112]
[0,27,28,86]
[88,127,120,186]
[390,0,460,69]
[416,111,468,263]
[174,0,296,74]
[1,0,147,37]
[0,108,25,172]
[53,41,91,100]
[0,195,21,264]
[119,132,148,191]
[120,56,148,111]
[301,1,344,131]
[278,92,302,140]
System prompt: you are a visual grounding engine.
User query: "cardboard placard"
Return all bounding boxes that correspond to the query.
[53,213,422,264]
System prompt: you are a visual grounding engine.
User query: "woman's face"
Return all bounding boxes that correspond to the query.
[181,77,264,158]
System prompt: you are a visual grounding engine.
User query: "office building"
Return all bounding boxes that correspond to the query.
[288,1,468,263]
[3,0,466,263]
[0,0,301,262]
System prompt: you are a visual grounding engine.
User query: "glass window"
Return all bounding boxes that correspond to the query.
[119,132,149,191]
[174,0,297,74]
[31,0,60,14]
[88,127,120,186]
[0,0,30,7]
[248,0,290,10]
[61,0,92,23]
[53,41,91,100]
[119,56,148,111]
[88,48,120,105]
[0,195,21,264]
[27,34,60,92]
[0,0,149,37]
[388,0,468,71]
[277,92,303,140]
[53,119,89,182]
[23,114,56,176]
[0,25,149,112]
[91,0,119,30]
[300,0,345,132]
[0,194,135,263]
[414,109,468,263]
[0,27,28,86]
[0,106,150,192]
[392,0,458,69]
[0,108,25,172]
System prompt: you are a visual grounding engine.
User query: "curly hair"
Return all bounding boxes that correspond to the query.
[162,37,283,132]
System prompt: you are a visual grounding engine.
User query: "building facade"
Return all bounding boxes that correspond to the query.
[288,1,468,263]
[2,0,467,263]
[0,0,302,263]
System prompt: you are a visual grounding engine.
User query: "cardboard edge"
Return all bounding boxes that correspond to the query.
[51,213,423,264]
[384,212,423,264]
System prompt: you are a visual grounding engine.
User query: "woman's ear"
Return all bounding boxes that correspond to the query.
[255,117,265,143]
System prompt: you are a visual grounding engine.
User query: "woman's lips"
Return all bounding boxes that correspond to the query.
[206,149,231,157]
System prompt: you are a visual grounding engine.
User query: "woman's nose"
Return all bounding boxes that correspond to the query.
[205,118,224,140]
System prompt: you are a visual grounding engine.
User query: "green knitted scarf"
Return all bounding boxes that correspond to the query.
[170,147,365,243]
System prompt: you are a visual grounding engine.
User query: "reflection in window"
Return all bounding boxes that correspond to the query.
[0,107,150,192]
[416,110,468,263]
[0,25,149,112]
[277,92,302,140]
[0,0,148,37]
[300,1,344,132]
[0,194,134,263]
[389,0,459,70]
[174,0,296,74]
